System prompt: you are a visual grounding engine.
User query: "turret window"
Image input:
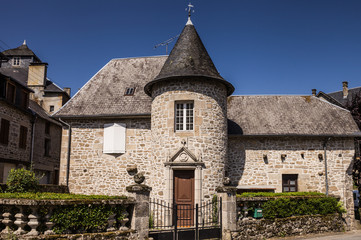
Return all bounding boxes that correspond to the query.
[175,102,194,131]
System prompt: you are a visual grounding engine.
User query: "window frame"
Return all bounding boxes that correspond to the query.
[19,126,27,149]
[6,82,16,104]
[124,87,135,96]
[175,101,194,131]
[13,57,20,66]
[0,119,10,145]
[49,105,54,112]
[44,138,51,157]
[282,174,298,192]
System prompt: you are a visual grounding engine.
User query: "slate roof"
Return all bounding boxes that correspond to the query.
[2,43,41,62]
[0,68,29,86]
[145,23,234,96]
[54,56,167,118]
[327,87,361,107]
[29,100,60,126]
[54,55,359,136]
[227,95,360,136]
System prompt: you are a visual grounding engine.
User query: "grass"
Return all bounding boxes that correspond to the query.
[237,192,326,198]
[0,192,127,200]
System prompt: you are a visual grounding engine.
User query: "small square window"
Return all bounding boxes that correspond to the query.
[124,87,135,96]
[282,174,298,192]
[49,105,54,112]
[13,57,20,66]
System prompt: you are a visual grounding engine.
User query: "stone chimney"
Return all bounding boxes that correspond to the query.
[28,63,48,86]
[312,89,317,96]
[342,81,348,99]
[63,87,71,96]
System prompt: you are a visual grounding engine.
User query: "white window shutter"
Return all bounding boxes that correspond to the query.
[103,123,126,154]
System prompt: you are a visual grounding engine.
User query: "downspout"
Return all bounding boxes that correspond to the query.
[58,118,71,187]
[323,137,331,196]
[29,113,37,170]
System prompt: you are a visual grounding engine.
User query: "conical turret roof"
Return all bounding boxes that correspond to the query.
[145,21,234,96]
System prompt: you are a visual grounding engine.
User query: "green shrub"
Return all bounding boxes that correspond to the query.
[6,168,39,193]
[262,197,344,219]
[238,192,325,198]
[0,192,127,200]
[51,204,126,234]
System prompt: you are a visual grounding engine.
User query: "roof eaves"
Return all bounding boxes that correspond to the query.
[53,113,151,119]
[228,133,361,138]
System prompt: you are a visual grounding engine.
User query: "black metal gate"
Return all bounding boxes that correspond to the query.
[149,197,222,240]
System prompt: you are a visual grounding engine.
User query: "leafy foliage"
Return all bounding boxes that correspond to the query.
[51,205,111,233]
[262,197,345,219]
[6,168,39,193]
[238,192,325,198]
[0,192,127,200]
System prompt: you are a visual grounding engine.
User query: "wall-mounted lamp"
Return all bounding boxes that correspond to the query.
[318,153,323,161]
[263,154,268,164]
[281,154,287,162]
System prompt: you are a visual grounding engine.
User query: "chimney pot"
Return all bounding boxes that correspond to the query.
[312,89,317,96]
[342,81,348,99]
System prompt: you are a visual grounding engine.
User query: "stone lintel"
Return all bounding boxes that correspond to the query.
[164,162,205,167]
[126,184,152,193]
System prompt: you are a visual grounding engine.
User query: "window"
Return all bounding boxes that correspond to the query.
[124,87,135,96]
[49,105,54,112]
[19,90,28,109]
[175,102,194,131]
[0,119,10,145]
[103,123,126,154]
[13,57,20,66]
[19,126,27,149]
[282,174,298,192]
[45,122,50,135]
[44,138,51,156]
[6,82,16,103]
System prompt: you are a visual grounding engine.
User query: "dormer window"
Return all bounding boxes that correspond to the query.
[175,101,194,131]
[13,57,20,66]
[124,87,135,96]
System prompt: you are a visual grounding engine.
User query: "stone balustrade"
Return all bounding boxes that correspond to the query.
[0,198,135,237]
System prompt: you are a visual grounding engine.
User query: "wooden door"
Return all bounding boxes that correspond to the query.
[174,170,194,227]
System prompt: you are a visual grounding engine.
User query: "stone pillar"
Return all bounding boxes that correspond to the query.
[126,184,152,240]
[216,186,237,239]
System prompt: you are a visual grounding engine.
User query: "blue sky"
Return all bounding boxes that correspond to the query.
[1,0,361,96]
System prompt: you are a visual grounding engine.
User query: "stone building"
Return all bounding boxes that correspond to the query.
[54,17,360,223]
[0,41,69,184]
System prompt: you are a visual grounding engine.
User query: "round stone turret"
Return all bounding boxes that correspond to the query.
[146,19,234,203]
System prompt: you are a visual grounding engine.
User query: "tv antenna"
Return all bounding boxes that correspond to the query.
[154,34,180,55]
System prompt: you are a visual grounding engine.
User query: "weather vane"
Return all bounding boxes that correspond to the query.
[186,2,195,18]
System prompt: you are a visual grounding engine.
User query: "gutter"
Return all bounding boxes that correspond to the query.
[54,113,151,119]
[29,112,37,169]
[323,137,331,196]
[228,133,361,138]
[58,118,71,187]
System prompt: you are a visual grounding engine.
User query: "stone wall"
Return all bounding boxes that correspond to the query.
[0,101,32,164]
[232,214,345,239]
[59,118,154,196]
[227,136,355,225]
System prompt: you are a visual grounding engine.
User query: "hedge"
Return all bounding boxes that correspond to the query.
[238,192,325,198]
[262,197,345,219]
[51,204,127,234]
[0,192,127,200]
